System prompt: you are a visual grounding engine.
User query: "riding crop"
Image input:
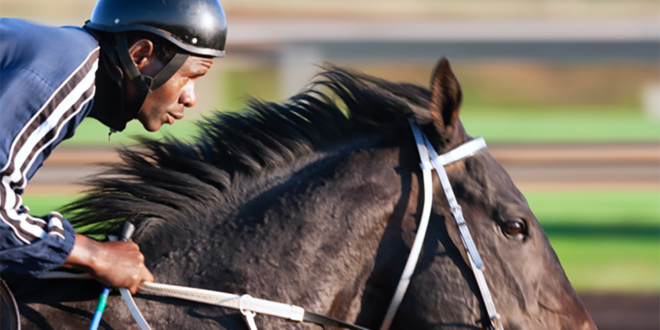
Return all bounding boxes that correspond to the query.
[89,222,136,330]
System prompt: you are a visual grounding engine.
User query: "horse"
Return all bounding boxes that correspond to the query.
[11,58,597,330]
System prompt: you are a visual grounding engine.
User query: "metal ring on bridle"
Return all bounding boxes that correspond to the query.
[239,294,252,315]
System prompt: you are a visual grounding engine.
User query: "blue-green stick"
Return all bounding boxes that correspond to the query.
[89,287,110,330]
[88,222,135,330]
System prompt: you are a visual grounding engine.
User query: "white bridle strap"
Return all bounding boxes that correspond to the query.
[381,119,502,330]
[379,119,435,330]
[120,288,152,330]
[423,134,502,330]
[468,256,503,330]
[429,135,487,167]
[423,134,486,269]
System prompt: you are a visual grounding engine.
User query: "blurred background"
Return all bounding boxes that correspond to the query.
[2,1,659,328]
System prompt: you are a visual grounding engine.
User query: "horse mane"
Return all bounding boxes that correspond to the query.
[66,65,435,241]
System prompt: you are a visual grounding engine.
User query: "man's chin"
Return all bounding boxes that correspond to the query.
[137,119,162,132]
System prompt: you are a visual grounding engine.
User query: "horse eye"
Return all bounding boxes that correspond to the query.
[502,220,526,237]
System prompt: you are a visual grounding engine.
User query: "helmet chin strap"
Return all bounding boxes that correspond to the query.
[115,32,189,120]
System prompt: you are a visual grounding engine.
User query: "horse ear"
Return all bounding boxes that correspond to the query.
[429,57,462,135]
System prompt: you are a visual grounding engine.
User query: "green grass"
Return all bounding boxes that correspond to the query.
[461,107,660,143]
[59,117,203,146]
[21,195,78,216]
[550,238,659,292]
[526,191,660,226]
[525,191,660,292]
[21,194,120,240]
[22,191,660,292]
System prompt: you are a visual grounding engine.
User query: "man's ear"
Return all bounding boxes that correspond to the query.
[127,39,155,70]
[429,57,462,136]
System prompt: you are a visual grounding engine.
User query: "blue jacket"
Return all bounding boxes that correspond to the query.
[0,18,100,276]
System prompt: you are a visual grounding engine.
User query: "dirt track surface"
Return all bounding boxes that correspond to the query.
[25,143,660,195]
[580,293,660,330]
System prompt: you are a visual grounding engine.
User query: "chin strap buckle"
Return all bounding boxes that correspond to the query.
[108,128,118,141]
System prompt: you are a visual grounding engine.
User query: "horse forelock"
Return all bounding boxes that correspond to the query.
[66,65,436,240]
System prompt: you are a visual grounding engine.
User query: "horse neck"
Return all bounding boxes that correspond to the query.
[252,137,422,321]
[144,136,417,320]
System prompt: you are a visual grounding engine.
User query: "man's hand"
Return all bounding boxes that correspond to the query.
[62,234,154,294]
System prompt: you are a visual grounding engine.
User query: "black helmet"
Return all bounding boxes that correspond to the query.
[86,0,227,57]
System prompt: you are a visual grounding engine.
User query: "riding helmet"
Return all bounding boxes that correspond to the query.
[85,0,227,58]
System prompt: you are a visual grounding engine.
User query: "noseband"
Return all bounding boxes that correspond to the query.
[380,118,502,330]
[37,118,503,330]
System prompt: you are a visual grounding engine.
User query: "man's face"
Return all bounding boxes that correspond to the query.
[135,55,214,132]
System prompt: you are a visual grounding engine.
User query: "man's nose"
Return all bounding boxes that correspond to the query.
[180,86,196,108]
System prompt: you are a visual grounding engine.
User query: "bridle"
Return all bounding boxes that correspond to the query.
[379,118,503,330]
[37,118,503,330]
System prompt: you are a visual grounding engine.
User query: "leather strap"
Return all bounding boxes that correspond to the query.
[120,288,152,330]
[408,120,502,330]
[303,311,371,330]
[114,33,189,119]
[423,134,487,269]
[0,278,20,330]
[379,118,435,330]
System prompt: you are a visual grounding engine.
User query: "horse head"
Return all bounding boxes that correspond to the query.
[352,58,597,329]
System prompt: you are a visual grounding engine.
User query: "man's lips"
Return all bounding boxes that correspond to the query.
[166,112,184,125]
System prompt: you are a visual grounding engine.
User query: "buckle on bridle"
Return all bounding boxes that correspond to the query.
[490,313,503,330]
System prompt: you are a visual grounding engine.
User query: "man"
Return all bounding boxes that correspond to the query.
[0,0,227,294]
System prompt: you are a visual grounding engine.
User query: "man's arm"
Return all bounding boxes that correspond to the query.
[0,188,153,294]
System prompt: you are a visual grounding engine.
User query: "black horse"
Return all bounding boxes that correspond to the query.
[13,58,597,329]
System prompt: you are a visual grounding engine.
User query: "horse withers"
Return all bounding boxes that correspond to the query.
[13,58,597,329]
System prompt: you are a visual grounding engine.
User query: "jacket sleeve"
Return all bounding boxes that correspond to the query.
[0,200,77,276]
[0,48,99,276]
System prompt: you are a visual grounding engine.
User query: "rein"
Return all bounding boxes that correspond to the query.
[37,119,502,330]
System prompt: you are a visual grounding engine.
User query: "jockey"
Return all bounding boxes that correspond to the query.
[0,0,226,294]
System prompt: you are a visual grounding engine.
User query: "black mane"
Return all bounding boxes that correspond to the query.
[66,65,435,240]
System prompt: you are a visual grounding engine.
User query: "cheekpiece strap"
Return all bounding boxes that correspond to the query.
[404,118,503,330]
[421,134,486,269]
[114,33,189,118]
